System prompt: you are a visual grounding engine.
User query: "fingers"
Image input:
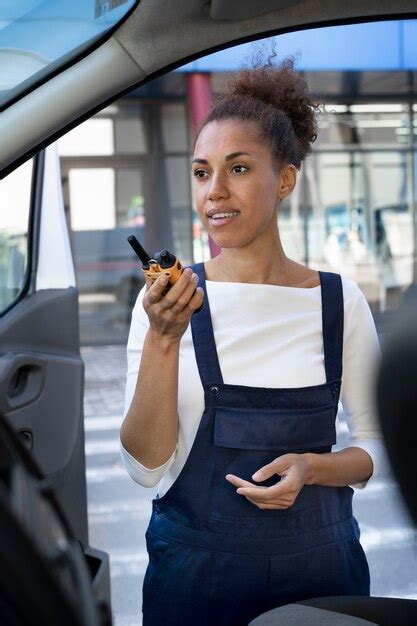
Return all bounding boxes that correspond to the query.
[252,458,288,481]
[148,268,202,312]
[141,266,204,342]
[186,286,204,313]
[236,485,289,500]
[168,271,201,313]
[246,496,291,510]
[145,273,169,297]
[226,473,294,504]
[244,495,290,509]
[238,484,295,509]
[225,474,268,489]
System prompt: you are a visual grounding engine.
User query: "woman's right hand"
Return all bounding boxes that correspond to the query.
[142,268,204,343]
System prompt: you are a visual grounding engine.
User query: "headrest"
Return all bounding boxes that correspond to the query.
[376,291,417,526]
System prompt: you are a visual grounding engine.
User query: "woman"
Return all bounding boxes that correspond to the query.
[120,53,387,626]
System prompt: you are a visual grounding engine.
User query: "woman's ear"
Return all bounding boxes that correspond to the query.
[277,164,297,200]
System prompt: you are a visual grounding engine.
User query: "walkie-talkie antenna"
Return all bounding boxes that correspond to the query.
[127,235,152,268]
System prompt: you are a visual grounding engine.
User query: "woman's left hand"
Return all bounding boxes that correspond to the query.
[225,453,311,509]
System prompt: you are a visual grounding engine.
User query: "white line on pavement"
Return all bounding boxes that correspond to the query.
[85,416,123,431]
[360,526,417,551]
[109,551,149,565]
[88,500,151,516]
[86,465,127,481]
[105,550,150,578]
[86,439,121,455]
[87,496,154,524]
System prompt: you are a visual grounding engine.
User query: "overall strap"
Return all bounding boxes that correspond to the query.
[188,264,344,388]
[318,271,344,384]
[189,262,224,386]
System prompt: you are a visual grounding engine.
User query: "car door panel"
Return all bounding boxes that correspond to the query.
[0,353,46,412]
[0,304,83,478]
[0,146,111,614]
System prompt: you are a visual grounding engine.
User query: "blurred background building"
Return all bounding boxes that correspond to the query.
[54,19,417,344]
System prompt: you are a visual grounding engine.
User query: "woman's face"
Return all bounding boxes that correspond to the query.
[192,118,295,247]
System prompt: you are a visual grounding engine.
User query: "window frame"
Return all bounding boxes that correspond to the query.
[0,1,140,112]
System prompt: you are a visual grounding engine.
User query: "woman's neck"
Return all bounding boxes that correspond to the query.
[204,247,320,288]
[204,256,319,287]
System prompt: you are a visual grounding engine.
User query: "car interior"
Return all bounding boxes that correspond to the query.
[1,1,417,624]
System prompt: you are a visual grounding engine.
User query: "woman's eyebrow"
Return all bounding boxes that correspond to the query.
[192,151,252,165]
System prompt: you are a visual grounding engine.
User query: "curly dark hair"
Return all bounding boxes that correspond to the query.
[194,44,322,170]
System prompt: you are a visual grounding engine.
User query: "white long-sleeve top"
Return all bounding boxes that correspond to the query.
[120,275,389,497]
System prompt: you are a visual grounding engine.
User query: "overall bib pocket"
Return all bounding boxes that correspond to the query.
[208,405,337,526]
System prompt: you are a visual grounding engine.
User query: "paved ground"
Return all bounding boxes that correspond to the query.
[82,344,417,626]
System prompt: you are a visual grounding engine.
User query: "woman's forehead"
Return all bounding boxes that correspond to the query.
[194,120,265,156]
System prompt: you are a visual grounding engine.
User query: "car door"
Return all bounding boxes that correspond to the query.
[0,142,111,611]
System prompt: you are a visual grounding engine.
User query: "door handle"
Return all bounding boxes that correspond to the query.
[0,354,46,412]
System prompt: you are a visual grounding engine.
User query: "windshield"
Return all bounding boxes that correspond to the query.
[0,0,137,108]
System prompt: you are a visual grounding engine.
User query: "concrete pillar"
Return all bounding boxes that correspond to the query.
[186,72,221,259]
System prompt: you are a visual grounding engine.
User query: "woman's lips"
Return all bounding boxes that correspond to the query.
[208,213,240,227]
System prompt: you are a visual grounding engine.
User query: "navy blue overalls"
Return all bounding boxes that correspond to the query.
[142,263,370,626]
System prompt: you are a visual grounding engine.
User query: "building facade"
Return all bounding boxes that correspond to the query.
[56,19,417,344]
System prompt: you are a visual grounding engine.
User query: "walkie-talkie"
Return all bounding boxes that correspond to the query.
[127,235,204,314]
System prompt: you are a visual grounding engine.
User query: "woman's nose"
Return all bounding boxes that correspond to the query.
[207,174,229,200]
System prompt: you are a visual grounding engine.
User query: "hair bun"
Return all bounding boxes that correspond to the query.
[198,45,322,169]
[227,55,320,161]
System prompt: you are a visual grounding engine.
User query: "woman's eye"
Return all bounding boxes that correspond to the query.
[232,164,248,174]
[193,169,206,178]
[192,165,248,178]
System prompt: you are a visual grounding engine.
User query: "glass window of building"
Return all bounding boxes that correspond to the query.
[56,19,417,346]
